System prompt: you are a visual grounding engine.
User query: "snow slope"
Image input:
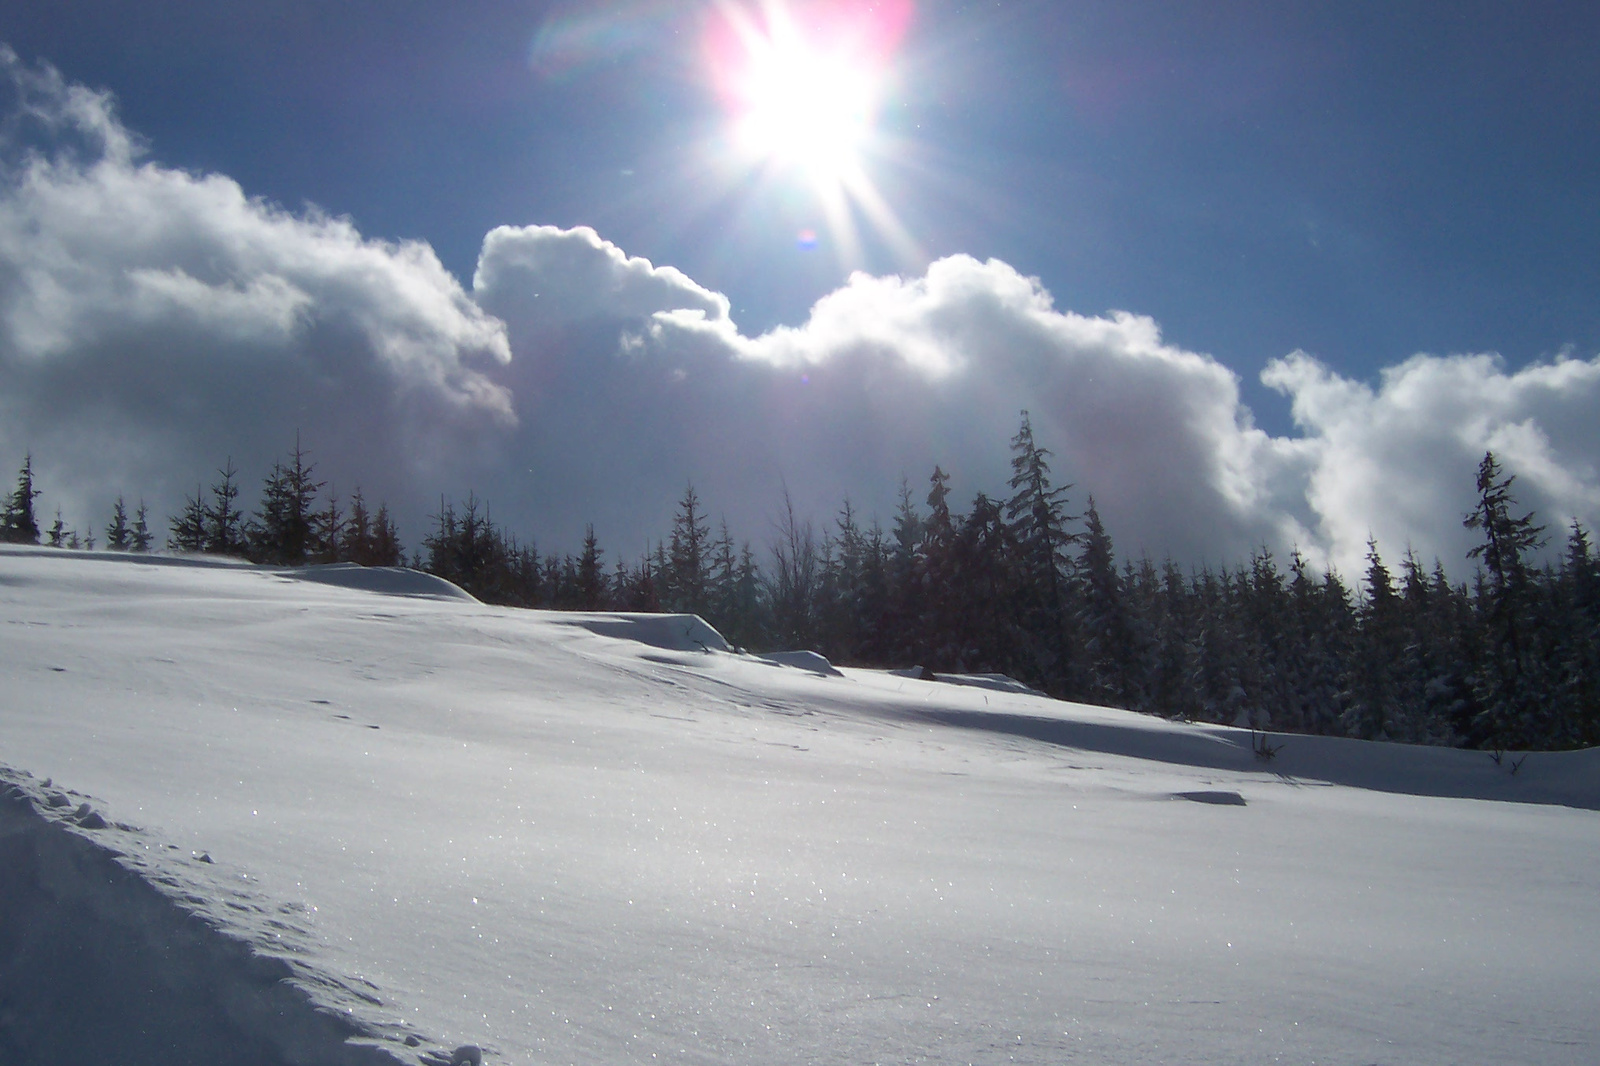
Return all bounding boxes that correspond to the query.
[2,545,1597,1065]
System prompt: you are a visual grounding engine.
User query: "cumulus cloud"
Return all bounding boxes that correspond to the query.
[469,223,1598,574]
[1264,350,1600,572]
[0,48,512,528]
[3,48,1596,577]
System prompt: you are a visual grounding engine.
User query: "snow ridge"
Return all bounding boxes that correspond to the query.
[0,768,444,1065]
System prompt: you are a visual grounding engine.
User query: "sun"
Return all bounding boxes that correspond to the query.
[707,1,906,187]
[729,24,879,184]
[703,0,921,267]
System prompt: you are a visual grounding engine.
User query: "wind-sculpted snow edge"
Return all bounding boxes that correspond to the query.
[0,767,460,1066]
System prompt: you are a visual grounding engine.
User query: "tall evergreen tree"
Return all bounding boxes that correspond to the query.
[1076,497,1138,708]
[46,508,67,549]
[1462,451,1548,748]
[168,486,208,552]
[249,442,324,565]
[345,488,375,565]
[914,467,962,667]
[1554,522,1600,745]
[205,459,246,556]
[1349,538,1401,739]
[370,503,403,567]
[131,501,154,553]
[667,484,710,615]
[104,496,132,550]
[1005,412,1077,693]
[577,524,605,610]
[1,453,41,544]
[311,490,345,563]
[950,491,1023,674]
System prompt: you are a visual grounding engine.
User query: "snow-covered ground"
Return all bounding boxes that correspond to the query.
[2,544,1597,1065]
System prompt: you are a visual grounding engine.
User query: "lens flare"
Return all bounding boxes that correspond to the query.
[704,0,921,268]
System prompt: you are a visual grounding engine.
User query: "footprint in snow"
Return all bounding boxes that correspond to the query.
[420,1046,482,1066]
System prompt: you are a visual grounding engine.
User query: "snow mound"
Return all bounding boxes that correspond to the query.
[931,671,1042,695]
[563,612,732,652]
[883,667,1042,694]
[756,650,844,676]
[281,563,477,601]
[1174,789,1248,806]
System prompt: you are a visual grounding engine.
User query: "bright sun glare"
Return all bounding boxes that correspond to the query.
[731,29,879,182]
[705,0,920,266]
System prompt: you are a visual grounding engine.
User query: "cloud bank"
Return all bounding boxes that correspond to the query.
[3,49,1596,576]
[0,48,512,524]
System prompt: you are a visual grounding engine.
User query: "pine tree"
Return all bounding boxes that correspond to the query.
[131,502,154,553]
[1,454,42,544]
[47,508,67,549]
[104,496,132,550]
[205,459,246,556]
[311,490,345,563]
[345,488,374,564]
[577,524,605,610]
[1349,538,1400,739]
[1147,558,1203,720]
[709,520,739,628]
[168,487,209,552]
[1553,522,1600,745]
[1076,497,1138,709]
[1462,451,1548,749]
[1005,412,1077,693]
[371,503,403,567]
[667,484,710,615]
[249,442,324,565]
[950,491,1023,675]
[424,494,506,598]
[912,467,963,669]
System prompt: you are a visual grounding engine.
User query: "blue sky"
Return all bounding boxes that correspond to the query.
[1,1,1597,570]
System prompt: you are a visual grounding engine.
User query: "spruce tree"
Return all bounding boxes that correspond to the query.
[345,488,374,565]
[951,491,1023,675]
[1462,451,1548,748]
[667,484,710,615]
[1076,497,1138,709]
[371,504,403,567]
[1,454,42,544]
[168,487,209,552]
[205,459,246,556]
[1554,522,1600,745]
[249,442,323,565]
[131,502,154,553]
[1350,538,1400,739]
[1005,412,1077,693]
[311,490,345,563]
[578,524,605,610]
[104,496,132,551]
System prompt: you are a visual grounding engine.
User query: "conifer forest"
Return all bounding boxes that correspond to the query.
[6,415,1597,754]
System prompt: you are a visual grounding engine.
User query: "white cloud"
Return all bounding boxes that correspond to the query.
[469,230,1317,564]
[3,48,1596,577]
[474,224,728,331]
[1264,349,1600,573]
[470,225,1599,575]
[0,48,512,529]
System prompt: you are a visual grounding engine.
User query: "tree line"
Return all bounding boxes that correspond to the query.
[4,421,1597,752]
